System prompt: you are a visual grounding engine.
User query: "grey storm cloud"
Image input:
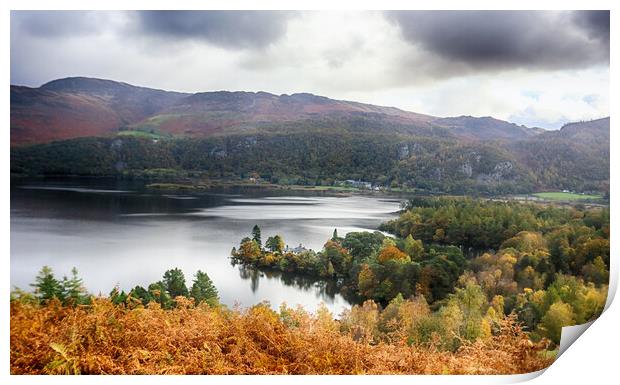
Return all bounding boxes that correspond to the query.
[134,11,296,49]
[572,10,610,42]
[386,10,609,71]
[11,11,110,37]
[8,10,609,128]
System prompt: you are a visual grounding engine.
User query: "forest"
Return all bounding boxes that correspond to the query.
[231,198,609,346]
[10,132,609,195]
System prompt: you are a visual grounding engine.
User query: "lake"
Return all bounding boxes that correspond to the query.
[10,178,402,314]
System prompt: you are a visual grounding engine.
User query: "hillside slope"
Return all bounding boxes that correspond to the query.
[10,117,610,194]
[11,77,542,145]
[11,78,188,145]
[10,78,609,194]
[511,117,610,192]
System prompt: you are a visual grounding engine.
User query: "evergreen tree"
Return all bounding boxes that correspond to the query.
[332,228,339,240]
[109,286,128,305]
[61,267,89,305]
[252,225,262,248]
[190,270,219,306]
[149,281,173,309]
[266,235,285,254]
[129,285,152,305]
[162,268,189,298]
[31,266,63,302]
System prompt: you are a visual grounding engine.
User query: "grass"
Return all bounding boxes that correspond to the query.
[283,185,358,192]
[146,183,209,190]
[117,130,163,139]
[532,192,603,201]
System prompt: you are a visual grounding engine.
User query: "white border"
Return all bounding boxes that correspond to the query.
[3,1,617,384]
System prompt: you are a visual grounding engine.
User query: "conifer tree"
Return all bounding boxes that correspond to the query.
[61,267,89,305]
[190,270,219,306]
[252,225,262,248]
[31,266,63,302]
[163,268,189,298]
[149,281,173,309]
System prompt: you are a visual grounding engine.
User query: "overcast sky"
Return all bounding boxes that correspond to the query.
[10,10,609,129]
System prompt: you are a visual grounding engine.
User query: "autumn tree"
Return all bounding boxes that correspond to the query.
[339,300,381,343]
[322,240,352,276]
[236,239,262,262]
[501,231,547,254]
[450,280,489,341]
[471,251,518,298]
[378,294,430,340]
[433,228,445,242]
[581,256,609,285]
[539,301,575,344]
[358,263,378,298]
[378,246,410,263]
[403,234,424,260]
[573,238,610,274]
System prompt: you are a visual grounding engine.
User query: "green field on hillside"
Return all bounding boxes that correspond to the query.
[117,130,163,139]
[532,192,602,201]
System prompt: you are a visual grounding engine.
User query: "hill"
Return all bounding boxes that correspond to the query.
[10,78,610,194]
[11,78,187,146]
[510,118,610,193]
[11,77,542,145]
[432,116,543,141]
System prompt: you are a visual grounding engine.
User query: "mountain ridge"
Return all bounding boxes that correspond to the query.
[12,76,546,146]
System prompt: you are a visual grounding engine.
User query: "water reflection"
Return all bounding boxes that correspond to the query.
[236,264,352,306]
[238,265,261,293]
[11,178,401,313]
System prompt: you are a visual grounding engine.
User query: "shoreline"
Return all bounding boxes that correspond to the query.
[10,174,609,205]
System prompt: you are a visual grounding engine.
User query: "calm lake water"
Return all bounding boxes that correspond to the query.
[10,178,402,314]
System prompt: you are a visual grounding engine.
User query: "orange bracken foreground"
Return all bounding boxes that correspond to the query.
[10,298,553,375]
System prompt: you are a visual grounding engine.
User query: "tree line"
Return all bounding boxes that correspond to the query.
[14,266,219,310]
[11,132,608,195]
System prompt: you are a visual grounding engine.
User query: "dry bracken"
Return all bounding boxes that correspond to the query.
[10,298,553,375]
